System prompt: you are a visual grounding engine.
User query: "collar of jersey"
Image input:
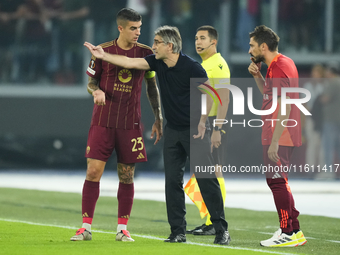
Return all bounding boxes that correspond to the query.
[268,53,282,70]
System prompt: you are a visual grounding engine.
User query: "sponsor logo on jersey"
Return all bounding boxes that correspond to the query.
[118,69,132,83]
[113,83,133,93]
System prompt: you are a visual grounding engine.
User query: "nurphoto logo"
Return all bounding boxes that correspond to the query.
[199,81,311,128]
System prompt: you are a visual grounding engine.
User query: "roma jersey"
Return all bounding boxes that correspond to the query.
[86,39,153,129]
[262,54,302,147]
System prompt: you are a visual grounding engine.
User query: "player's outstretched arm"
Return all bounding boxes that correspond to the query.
[84,42,151,70]
[145,76,163,145]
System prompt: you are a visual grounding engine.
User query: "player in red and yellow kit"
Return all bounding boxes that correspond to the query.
[248,25,306,248]
[70,8,162,242]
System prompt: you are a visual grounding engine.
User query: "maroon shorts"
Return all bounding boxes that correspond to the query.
[85,125,147,164]
[262,145,294,179]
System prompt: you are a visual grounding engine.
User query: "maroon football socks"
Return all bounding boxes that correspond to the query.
[117,182,134,225]
[82,180,100,224]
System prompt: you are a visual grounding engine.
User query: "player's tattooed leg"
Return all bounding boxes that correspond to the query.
[117,163,135,184]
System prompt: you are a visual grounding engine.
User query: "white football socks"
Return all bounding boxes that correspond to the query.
[117,224,127,233]
[82,223,91,232]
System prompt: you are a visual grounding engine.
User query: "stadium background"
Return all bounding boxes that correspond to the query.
[0,0,339,177]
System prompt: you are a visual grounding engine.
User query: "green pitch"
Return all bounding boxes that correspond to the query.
[0,188,339,255]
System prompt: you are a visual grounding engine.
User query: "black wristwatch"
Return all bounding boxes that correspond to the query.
[214,126,222,131]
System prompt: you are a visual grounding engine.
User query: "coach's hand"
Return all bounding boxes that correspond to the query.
[84,42,105,60]
[92,89,106,106]
[151,119,163,145]
[268,141,280,163]
[193,122,206,139]
[248,57,262,77]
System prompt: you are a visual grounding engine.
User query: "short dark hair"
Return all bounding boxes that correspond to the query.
[116,8,142,27]
[249,25,280,52]
[196,25,218,41]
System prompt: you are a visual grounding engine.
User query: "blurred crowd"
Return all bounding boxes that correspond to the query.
[0,0,88,84]
[0,0,129,84]
[302,62,340,179]
[1,0,339,85]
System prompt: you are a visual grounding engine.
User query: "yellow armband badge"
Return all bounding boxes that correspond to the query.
[144,71,155,79]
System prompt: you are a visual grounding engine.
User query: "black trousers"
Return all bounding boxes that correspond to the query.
[163,125,228,235]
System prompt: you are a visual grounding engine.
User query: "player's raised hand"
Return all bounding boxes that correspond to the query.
[151,119,163,145]
[248,57,262,77]
[92,89,106,106]
[84,42,105,60]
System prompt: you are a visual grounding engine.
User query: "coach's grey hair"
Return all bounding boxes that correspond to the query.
[154,26,182,53]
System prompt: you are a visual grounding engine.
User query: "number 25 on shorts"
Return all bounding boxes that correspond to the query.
[131,137,144,152]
